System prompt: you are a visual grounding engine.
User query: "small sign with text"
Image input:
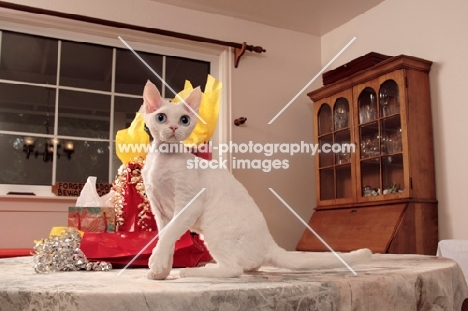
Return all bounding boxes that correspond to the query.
[52,182,112,197]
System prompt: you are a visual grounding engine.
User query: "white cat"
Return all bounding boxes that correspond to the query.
[141,81,371,280]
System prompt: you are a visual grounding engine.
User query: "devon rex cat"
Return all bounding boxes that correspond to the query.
[141,81,371,280]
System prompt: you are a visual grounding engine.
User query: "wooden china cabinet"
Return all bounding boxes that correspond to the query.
[296,55,438,255]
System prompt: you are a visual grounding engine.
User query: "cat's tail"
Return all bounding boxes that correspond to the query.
[266,245,372,270]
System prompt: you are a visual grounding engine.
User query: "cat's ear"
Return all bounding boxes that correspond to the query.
[183,87,202,115]
[143,80,163,113]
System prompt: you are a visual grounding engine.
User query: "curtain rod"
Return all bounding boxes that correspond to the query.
[0,1,266,68]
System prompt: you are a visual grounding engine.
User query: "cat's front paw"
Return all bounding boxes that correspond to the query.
[179,268,190,278]
[147,269,170,280]
[147,251,173,280]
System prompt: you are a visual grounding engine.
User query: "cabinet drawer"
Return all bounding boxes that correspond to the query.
[296,204,407,253]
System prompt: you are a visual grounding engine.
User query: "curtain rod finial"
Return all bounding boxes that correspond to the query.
[234,42,266,68]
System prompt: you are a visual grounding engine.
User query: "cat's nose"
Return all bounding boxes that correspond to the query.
[169,126,178,132]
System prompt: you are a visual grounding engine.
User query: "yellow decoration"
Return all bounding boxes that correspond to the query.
[50,226,84,238]
[172,75,222,147]
[115,112,150,164]
[34,226,85,244]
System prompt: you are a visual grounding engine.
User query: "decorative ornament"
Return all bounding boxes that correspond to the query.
[111,156,155,231]
[33,227,112,273]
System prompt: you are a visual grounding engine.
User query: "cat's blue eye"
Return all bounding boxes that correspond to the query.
[156,113,167,123]
[179,115,190,126]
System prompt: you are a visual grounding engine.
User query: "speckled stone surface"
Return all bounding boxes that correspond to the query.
[1,254,467,310]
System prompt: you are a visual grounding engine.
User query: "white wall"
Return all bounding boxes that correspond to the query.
[0,0,321,250]
[321,0,468,241]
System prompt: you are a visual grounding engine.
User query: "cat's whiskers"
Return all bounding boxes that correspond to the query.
[158,128,185,145]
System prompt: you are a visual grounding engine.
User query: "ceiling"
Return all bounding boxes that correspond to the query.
[150,0,386,36]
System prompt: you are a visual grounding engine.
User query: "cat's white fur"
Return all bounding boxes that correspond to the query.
[141,81,371,280]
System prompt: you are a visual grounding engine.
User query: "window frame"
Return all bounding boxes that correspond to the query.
[0,8,232,197]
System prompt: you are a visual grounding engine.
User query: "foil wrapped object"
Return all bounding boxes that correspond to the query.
[112,156,156,232]
[33,227,112,273]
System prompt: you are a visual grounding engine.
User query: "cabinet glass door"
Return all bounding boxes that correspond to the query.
[318,104,332,136]
[316,95,354,203]
[358,78,405,200]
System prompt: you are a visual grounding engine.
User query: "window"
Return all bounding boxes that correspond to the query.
[0,29,211,190]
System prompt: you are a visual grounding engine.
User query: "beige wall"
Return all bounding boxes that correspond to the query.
[0,0,320,250]
[0,197,73,248]
[321,0,468,241]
